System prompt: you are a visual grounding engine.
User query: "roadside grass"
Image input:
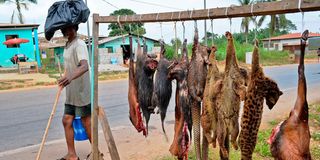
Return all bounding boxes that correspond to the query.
[165,41,292,66]
[158,104,320,160]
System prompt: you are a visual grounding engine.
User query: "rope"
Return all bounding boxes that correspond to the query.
[190,10,193,20]
[182,21,185,40]
[207,8,210,19]
[117,15,125,43]
[251,2,257,40]
[211,19,214,45]
[160,22,163,40]
[174,21,177,57]
[298,0,305,33]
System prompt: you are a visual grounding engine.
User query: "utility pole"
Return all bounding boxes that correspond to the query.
[85,0,92,55]
[204,0,207,46]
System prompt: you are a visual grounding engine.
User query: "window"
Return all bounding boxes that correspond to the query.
[5,35,20,48]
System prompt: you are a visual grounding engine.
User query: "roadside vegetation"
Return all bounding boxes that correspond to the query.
[158,104,320,160]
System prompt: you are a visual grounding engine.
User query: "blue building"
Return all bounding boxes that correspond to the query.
[48,34,159,65]
[0,24,40,68]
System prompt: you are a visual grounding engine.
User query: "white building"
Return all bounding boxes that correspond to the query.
[262,33,320,54]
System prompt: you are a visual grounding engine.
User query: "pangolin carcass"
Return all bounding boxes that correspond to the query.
[152,40,172,136]
[167,39,192,160]
[216,32,247,159]
[187,28,210,160]
[269,30,311,160]
[135,38,158,136]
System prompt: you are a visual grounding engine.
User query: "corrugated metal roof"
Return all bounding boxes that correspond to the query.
[262,32,320,41]
[0,23,40,29]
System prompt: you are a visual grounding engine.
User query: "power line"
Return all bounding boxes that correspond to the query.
[101,0,119,9]
[128,0,184,11]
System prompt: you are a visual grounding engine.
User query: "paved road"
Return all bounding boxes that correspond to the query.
[0,63,319,152]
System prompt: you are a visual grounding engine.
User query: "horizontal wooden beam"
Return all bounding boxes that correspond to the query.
[95,0,320,23]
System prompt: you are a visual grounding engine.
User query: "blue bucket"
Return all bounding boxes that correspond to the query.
[73,117,88,141]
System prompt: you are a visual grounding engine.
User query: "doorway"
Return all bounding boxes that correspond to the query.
[121,45,130,64]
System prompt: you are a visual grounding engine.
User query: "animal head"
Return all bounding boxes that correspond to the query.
[129,104,147,136]
[239,67,249,86]
[264,78,283,109]
[144,55,158,73]
[208,46,217,66]
[167,59,187,81]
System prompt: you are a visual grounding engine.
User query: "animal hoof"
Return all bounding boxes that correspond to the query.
[232,142,239,150]
[196,97,202,102]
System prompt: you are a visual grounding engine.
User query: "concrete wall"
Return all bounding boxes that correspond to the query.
[0,28,38,67]
[98,48,123,64]
[98,35,156,54]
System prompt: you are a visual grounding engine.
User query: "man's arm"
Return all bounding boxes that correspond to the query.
[58,60,89,87]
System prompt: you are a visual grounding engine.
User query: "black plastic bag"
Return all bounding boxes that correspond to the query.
[45,0,90,41]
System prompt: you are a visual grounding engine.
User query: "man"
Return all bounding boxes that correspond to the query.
[317,48,320,63]
[58,25,91,160]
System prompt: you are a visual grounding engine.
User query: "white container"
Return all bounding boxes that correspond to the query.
[246,52,253,64]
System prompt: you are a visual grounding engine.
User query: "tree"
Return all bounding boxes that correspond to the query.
[108,9,146,36]
[238,0,253,43]
[0,0,37,24]
[257,0,297,49]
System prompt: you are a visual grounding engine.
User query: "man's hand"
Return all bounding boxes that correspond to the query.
[58,74,73,87]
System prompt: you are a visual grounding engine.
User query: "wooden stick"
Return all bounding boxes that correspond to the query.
[35,86,63,160]
[98,107,120,160]
[96,0,320,23]
[92,13,100,160]
[57,55,62,78]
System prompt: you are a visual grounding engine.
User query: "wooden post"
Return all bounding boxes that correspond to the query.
[92,13,99,160]
[98,107,120,160]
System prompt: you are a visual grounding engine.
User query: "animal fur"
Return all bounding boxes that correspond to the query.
[269,30,311,160]
[187,28,210,160]
[168,39,192,160]
[152,40,172,136]
[238,40,283,160]
[216,32,247,159]
[135,38,158,135]
[128,35,147,136]
[201,46,221,148]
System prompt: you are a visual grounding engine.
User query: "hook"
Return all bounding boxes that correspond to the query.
[156,13,159,21]
[225,7,229,19]
[160,22,163,40]
[189,10,193,20]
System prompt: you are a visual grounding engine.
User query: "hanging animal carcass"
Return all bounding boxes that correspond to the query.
[268,30,311,160]
[168,39,192,160]
[238,39,282,160]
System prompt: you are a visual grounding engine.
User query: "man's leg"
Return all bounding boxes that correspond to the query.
[78,104,92,143]
[81,115,92,143]
[62,105,78,160]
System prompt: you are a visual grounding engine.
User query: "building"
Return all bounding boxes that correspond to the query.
[42,34,159,65]
[0,24,40,68]
[97,34,159,64]
[262,32,320,54]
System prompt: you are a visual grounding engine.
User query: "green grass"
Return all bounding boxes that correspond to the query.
[311,146,320,159]
[268,120,280,127]
[254,129,272,157]
[164,40,291,66]
[312,132,320,141]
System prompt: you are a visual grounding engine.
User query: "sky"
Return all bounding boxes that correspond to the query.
[0,0,319,43]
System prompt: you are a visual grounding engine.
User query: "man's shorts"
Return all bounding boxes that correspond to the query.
[64,103,91,117]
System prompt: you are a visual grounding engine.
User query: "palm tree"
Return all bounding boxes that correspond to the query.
[0,0,37,24]
[238,0,253,43]
[256,0,297,49]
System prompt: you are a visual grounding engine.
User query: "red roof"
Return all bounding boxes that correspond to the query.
[262,32,320,41]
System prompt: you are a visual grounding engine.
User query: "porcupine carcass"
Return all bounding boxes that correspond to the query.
[135,38,158,136]
[187,27,210,160]
[216,32,247,160]
[152,40,172,136]
[167,39,192,160]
